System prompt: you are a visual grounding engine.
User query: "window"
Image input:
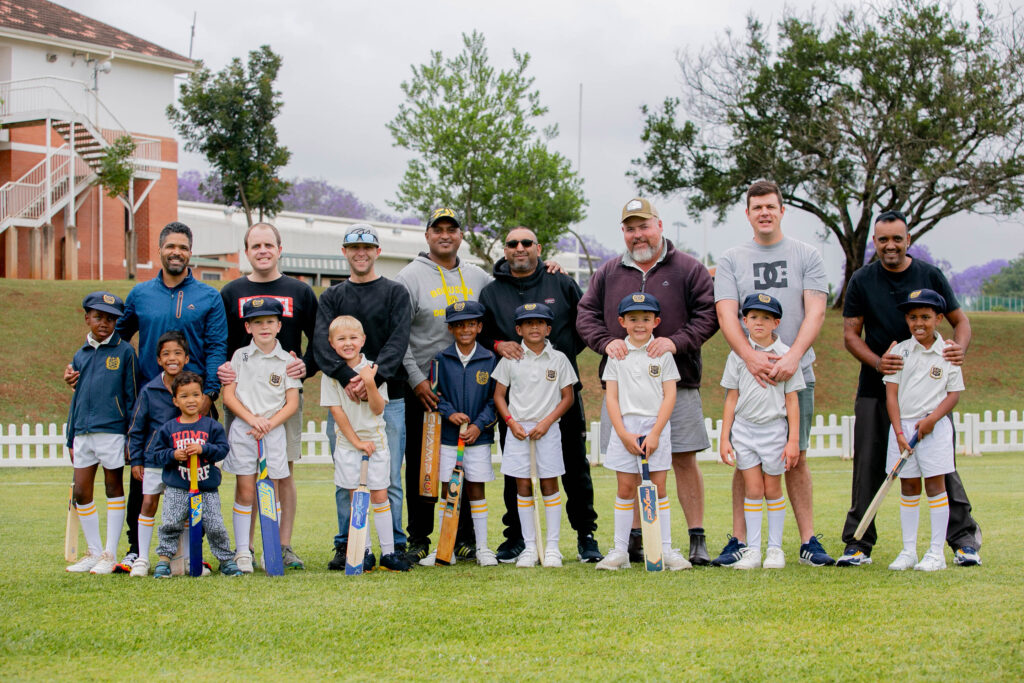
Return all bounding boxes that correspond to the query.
[201,271,222,282]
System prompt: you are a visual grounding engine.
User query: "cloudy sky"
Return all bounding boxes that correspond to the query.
[65,0,1024,286]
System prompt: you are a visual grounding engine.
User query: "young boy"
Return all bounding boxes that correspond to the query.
[222,297,302,573]
[420,301,498,567]
[126,330,189,577]
[884,288,964,572]
[596,293,689,571]
[321,315,411,572]
[151,371,241,577]
[65,292,139,574]
[493,303,576,568]
[719,293,805,570]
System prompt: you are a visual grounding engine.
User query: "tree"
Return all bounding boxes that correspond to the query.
[950,258,1009,296]
[982,253,1024,296]
[168,45,291,226]
[95,135,141,278]
[387,31,587,264]
[630,0,1024,306]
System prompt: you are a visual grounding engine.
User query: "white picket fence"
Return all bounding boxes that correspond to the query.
[1,410,1017,467]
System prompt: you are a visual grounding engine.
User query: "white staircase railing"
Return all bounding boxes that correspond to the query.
[0,145,94,231]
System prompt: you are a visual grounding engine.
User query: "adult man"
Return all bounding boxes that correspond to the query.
[218,222,317,570]
[312,224,411,571]
[712,180,834,567]
[478,226,603,563]
[839,210,981,566]
[577,198,719,565]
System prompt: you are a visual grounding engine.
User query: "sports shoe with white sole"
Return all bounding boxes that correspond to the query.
[476,548,498,567]
[282,545,305,570]
[732,546,762,570]
[836,549,873,567]
[914,551,946,572]
[595,548,630,570]
[798,535,836,566]
[66,553,102,573]
[419,550,455,566]
[953,546,981,567]
[544,548,563,568]
[711,535,747,567]
[665,549,692,571]
[763,547,785,569]
[516,546,539,568]
[888,550,918,571]
[114,551,138,574]
[235,550,254,574]
[129,557,151,577]
[90,551,117,575]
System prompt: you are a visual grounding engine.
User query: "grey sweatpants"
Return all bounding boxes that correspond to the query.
[157,487,234,562]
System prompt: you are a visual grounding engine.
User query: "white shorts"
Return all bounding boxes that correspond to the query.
[600,389,710,454]
[225,397,303,462]
[223,418,289,479]
[730,416,788,476]
[72,433,126,470]
[500,422,565,479]
[142,466,166,495]
[440,443,495,483]
[603,415,672,474]
[887,417,954,479]
[333,443,391,490]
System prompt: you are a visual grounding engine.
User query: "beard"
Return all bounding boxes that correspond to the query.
[509,256,537,274]
[629,239,660,263]
[163,258,187,275]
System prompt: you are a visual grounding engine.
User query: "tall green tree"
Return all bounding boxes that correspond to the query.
[95,135,140,278]
[982,253,1024,297]
[168,45,291,226]
[387,31,586,264]
[630,0,1024,305]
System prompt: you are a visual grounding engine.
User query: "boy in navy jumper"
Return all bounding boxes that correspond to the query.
[66,292,140,574]
[420,301,499,567]
[151,372,241,577]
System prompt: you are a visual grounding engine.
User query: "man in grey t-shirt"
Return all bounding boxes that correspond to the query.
[712,179,835,567]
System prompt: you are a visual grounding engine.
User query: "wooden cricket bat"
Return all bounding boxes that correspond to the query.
[418,360,442,499]
[637,437,663,571]
[530,439,546,567]
[854,431,920,540]
[64,476,78,562]
[256,438,285,576]
[436,424,467,565]
[346,453,371,575]
[187,453,204,577]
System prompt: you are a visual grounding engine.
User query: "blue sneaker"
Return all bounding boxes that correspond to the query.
[953,546,981,566]
[362,549,376,573]
[711,535,746,567]
[799,535,836,566]
[153,560,172,579]
[836,548,872,567]
[219,559,244,576]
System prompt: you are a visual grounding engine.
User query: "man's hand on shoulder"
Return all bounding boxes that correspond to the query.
[216,361,236,385]
[285,351,307,379]
[942,339,965,366]
[495,341,524,360]
[646,337,676,358]
[604,339,627,360]
[543,261,568,276]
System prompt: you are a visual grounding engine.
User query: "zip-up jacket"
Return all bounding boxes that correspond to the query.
[435,342,497,447]
[577,240,718,389]
[152,415,229,491]
[66,333,139,447]
[127,373,178,468]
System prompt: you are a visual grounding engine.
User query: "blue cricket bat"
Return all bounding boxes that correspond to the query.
[256,438,285,576]
[188,453,204,577]
[346,453,371,575]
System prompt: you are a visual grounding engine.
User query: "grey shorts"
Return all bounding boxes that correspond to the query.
[225,392,303,462]
[797,382,814,453]
[600,387,710,455]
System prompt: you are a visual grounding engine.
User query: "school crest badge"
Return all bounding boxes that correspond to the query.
[909,290,921,299]
[929,366,943,380]
[649,364,660,378]
[252,298,265,308]
[758,293,771,303]
[546,369,557,381]
[454,301,465,311]
[105,357,120,370]
[632,294,645,303]
[102,294,116,305]
[524,303,537,311]
[269,372,282,387]
[475,370,489,385]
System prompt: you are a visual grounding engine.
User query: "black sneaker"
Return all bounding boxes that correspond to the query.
[394,542,407,557]
[454,541,477,560]
[379,552,413,572]
[577,534,604,563]
[362,549,376,573]
[404,540,429,564]
[627,528,644,563]
[711,535,746,567]
[495,538,525,563]
[688,528,710,566]
[327,542,348,571]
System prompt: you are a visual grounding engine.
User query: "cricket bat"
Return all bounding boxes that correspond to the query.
[854,431,920,540]
[187,453,204,577]
[345,453,371,575]
[64,476,78,562]
[530,439,546,567]
[418,359,442,499]
[256,438,285,576]
[637,437,663,571]
[436,424,467,565]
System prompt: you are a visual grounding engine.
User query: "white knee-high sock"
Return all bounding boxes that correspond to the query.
[744,498,763,550]
[614,497,634,553]
[470,499,488,549]
[518,495,537,549]
[374,502,394,554]
[544,492,562,550]
[138,514,156,562]
[766,497,786,549]
[77,501,102,555]
[105,496,126,555]
[658,497,672,553]
[928,493,949,556]
[900,494,921,553]
[233,503,252,555]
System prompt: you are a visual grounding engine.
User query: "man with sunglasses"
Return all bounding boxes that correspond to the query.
[478,227,603,563]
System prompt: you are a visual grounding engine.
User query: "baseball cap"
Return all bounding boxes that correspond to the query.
[241,297,284,320]
[428,207,460,228]
[514,303,554,322]
[622,197,659,221]
[82,291,124,317]
[897,288,946,313]
[617,292,660,316]
[445,300,485,323]
[343,224,380,246]
[741,292,783,318]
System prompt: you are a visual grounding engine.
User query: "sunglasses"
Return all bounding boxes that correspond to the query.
[506,239,535,248]
[344,228,379,245]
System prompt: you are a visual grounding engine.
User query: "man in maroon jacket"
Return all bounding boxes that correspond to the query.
[577,197,719,565]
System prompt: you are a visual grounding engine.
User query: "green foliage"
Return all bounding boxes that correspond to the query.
[387,31,586,264]
[94,135,135,199]
[168,45,291,226]
[630,0,1024,303]
[982,252,1024,297]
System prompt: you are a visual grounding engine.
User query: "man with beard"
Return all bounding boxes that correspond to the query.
[577,198,718,565]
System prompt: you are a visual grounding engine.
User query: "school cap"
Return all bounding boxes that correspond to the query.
[428,207,460,228]
[622,197,659,221]
[514,302,554,322]
[897,288,946,313]
[82,291,124,317]
[618,292,660,316]
[241,297,284,319]
[741,292,783,318]
[445,300,485,323]
[343,224,380,247]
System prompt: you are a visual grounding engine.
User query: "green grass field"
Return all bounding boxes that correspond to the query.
[2,455,1022,680]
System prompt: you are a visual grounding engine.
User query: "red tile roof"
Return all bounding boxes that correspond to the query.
[0,0,191,64]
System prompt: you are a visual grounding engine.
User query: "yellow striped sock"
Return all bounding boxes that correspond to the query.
[928,493,948,509]
[470,501,488,514]
[545,493,562,507]
[76,502,97,517]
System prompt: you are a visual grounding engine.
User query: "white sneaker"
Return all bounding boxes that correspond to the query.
[732,546,762,570]
[595,548,630,570]
[90,551,117,575]
[763,547,786,569]
[235,550,254,574]
[544,548,563,568]
[914,551,946,572]
[516,546,539,568]
[476,548,498,567]
[66,553,101,573]
[888,550,918,571]
[129,557,151,577]
[665,548,692,571]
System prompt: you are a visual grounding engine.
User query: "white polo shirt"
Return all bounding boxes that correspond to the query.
[230,340,302,418]
[492,341,577,423]
[320,354,389,446]
[720,336,806,424]
[601,338,680,418]
[883,332,965,419]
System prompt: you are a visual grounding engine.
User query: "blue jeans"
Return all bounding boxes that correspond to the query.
[330,398,406,547]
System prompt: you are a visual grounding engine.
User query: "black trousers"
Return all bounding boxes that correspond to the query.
[124,473,142,554]
[404,386,474,547]
[500,388,598,543]
[841,396,982,554]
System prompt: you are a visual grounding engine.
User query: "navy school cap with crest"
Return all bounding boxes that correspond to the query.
[445,300,485,323]
[514,302,554,322]
[82,291,124,317]
[241,296,284,320]
[897,288,946,313]
[618,292,660,316]
[741,292,783,318]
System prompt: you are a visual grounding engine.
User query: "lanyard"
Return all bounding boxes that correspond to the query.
[436,264,468,304]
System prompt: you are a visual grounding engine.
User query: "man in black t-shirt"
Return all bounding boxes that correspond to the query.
[838,211,981,567]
